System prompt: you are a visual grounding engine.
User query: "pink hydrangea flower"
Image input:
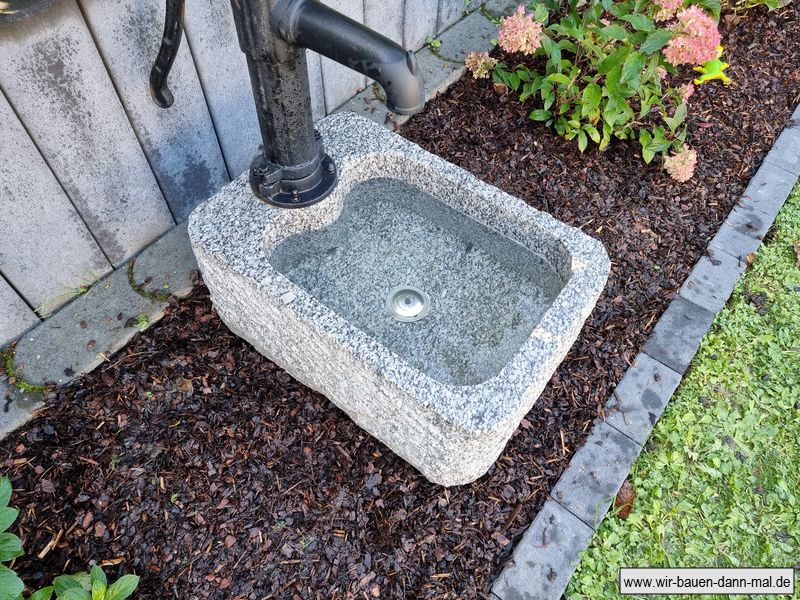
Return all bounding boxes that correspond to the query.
[654,0,684,21]
[498,5,543,55]
[662,6,721,66]
[657,66,668,80]
[678,82,695,102]
[465,51,498,79]
[664,147,697,182]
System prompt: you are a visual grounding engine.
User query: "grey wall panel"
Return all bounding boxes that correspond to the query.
[183,0,262,178]
[307,51,326,122]
[0,91,111,316]
[0,277,39,348]
[320,0,367,112]
[404,0,438,50]
[0,0,174,266]
[438,0,467,32]
[366,0,404,44]
[79,0,229,221]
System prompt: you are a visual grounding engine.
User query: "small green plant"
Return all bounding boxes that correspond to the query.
[721,0,786,14]
[425,36,442,49]
[466,0,726,181]
[133,314,149,332]
[0,477,139,600]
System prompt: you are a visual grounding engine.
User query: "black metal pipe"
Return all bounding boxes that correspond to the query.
[149,0,184,108]
[272,0,424,115]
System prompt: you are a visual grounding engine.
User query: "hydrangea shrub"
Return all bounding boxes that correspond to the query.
[466,0,724,181]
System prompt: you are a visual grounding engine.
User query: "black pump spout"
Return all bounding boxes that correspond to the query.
[149,0,424,209]
[271,0,423,116]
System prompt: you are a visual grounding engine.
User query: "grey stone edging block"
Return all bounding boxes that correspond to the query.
[549,421,642,528]
[9,224,197,388]
[679,244,747,313]
[764,118,800,177]
[0,379,45,441]
[491,500,594,600]
[603,353,682,446]
[643,297,716,375]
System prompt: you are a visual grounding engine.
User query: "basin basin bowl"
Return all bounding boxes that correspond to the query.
[188,113,609,486]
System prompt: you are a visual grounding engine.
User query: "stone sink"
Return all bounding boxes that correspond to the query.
[188,113,609,486]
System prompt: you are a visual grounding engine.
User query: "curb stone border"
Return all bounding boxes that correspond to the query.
[490,103,800,600]
[0,0,519,437]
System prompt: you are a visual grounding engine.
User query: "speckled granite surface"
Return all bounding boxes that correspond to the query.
[188,113,609,486]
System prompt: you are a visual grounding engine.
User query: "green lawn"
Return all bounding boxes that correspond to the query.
[566,180,800,600]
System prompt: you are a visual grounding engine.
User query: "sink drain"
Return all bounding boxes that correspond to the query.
[387,286,431,322]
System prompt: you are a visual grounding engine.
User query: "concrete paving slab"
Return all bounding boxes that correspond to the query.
[1,279,39,348]
[131,223,197,299]
[491,500,594,600]
[643,297,716,375]
[737,160,797,218]
[764,122,800,178]
[550,421,641,528]
[436,7,499,62]
[604,353,682,446]
[679,245,747,313]
[0,378,45,441]
[404,0,438,50]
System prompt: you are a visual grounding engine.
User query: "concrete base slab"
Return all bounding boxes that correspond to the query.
[0,378,45,440]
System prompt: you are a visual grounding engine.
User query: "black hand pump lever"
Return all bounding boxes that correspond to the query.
[149,0,425,209]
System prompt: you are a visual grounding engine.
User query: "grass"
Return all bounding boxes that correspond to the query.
[566,180,800,600]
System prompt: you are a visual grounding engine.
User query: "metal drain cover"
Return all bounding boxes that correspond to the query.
[387,286,431,322]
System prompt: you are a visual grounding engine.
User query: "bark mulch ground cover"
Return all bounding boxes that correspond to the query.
[3,5,799,599]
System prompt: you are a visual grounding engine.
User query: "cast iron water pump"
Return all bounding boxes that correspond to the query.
[150,0,424,208]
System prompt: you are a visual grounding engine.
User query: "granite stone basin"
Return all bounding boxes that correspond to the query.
[188,113,609,486]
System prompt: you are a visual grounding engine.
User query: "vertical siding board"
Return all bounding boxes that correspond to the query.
[183,0,262,177]
[0,277,39,348]
[0,91,111,315]
[0,0,173,267]
[365,1,404,44]
[307,51,326,121]
[79,0,229,221]
[404,0,438,50]
[437,0,467,32]
[320,0,367,112]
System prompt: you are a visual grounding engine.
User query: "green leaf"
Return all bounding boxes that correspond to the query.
[0,569,24,600]
[89,567,107,588]
[584,124,601,143]
[529,109,552,122]
[581,83,602,117]
[105,575,139,600]
[598,46,630,75]
[577,130,589,152]
[665,102,688,132]
[621,13,654,31]
[599,23,628,41]
[640,29,673,54]
[53,576,84,595]
[0,480,11,510]
[0,534,23,563]
[620,51,646,84]
[59,590,91,600]
[91,580,105,600]
[534,3,549,22]
[547,73,571,86]
[30,587,54,600]
[0,509,17,535]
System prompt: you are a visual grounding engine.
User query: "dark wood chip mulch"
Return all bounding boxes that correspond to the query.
[3,5,799,599]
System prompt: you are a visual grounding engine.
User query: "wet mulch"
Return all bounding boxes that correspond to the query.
[3,5,800,599]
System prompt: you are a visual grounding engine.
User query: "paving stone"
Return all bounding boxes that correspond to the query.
[792,103,800,123]
[643,296,716,375]
[482,0,523,18]
[12,225,196,387]
[679,245,747,313]
[491,500,593,600]
[0,378,45,441]
[131,223,197,299]
[436,7,499,62]
[550,421,641,528]
[764,121,800,178]
[604,353,682,446]
[710,221,763,259]
[438,0,468,31]
[1,278,39,348]
[736,160,797,219]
